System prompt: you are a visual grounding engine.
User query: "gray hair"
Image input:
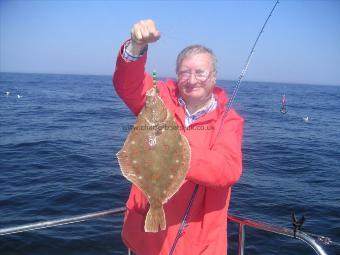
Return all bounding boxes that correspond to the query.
[176,45,217,75]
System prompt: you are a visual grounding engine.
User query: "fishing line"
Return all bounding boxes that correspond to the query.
[170,1,280,255]
[216,0,280,139]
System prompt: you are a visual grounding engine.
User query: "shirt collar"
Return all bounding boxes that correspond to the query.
[178,95,217,127]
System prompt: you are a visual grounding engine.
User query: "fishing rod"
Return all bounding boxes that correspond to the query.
[215,0,280,139]
[227,0,279,111]
[170,1,281,254]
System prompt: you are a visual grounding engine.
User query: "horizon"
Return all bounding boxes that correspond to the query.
[1,0,340,86]
[1,71,339,88]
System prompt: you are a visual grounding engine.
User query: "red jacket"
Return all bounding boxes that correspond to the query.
[113,43,244,255]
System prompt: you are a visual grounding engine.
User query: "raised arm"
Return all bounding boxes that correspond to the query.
[113,19,161,115]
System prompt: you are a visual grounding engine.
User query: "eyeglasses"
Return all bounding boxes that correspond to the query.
[178,69,211,82]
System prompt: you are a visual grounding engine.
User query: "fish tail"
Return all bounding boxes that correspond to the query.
[144,205,166,232]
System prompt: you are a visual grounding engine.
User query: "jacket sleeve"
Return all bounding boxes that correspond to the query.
[112,42,153,115]
[186,110,244,188]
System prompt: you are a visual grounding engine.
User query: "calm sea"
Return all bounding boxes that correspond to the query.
[0,73,339,255]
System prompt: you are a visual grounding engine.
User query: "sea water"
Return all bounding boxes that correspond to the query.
[1,73,339,254]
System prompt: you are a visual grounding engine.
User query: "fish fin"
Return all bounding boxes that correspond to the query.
[144,205,166,232]
[116,150,133,177]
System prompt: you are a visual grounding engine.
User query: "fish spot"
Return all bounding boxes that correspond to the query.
[131,140,136,145]
[132,160,137,164]
[175,159,179,163]
[138,176,143,179]
[169,175,174,179]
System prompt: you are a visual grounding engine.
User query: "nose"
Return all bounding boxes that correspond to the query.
[188,72,198,83]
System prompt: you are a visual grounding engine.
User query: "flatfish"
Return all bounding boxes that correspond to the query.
[116,73,191,232]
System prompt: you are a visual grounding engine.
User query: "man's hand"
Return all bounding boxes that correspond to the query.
[127,19,160,55]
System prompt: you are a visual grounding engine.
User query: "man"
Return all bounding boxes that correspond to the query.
[113,19,244,255]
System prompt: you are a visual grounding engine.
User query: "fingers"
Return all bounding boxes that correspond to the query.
[131,19,160,46]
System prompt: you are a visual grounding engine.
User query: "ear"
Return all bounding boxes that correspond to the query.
[210,71,216,82]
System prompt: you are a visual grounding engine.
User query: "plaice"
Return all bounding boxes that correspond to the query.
[116,82,191,233]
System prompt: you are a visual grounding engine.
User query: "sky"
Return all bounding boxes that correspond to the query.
[1,0,340,86]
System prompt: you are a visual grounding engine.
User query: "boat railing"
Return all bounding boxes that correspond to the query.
[0,207,126,236]
[0,208,329,255]
[227,214,328,255]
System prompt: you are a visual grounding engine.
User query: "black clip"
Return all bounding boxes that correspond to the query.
[280,106,287,114]
[291,211,305,238]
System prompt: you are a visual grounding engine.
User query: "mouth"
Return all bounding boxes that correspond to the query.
[185,86,201,93]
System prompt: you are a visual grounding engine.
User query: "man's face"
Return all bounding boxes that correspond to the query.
[177,53,216,106]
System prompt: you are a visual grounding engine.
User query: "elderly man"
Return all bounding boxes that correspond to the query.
[113,19,244,255]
